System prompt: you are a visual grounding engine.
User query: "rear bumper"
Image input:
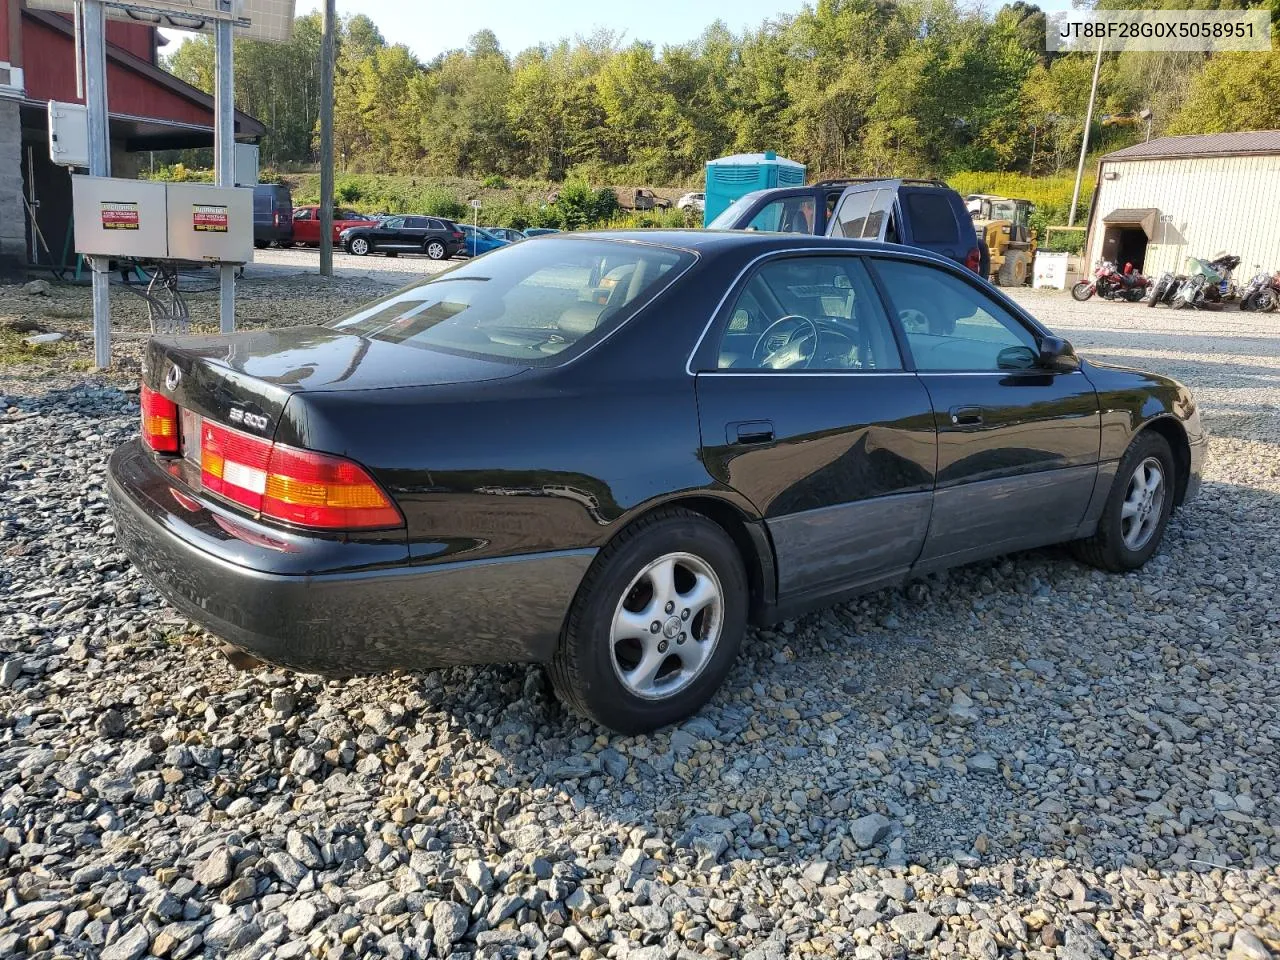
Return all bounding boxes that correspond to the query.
[107,440,593,674]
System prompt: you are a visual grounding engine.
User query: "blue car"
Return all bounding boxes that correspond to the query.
[457,224,510,257]
[483,226,528,244]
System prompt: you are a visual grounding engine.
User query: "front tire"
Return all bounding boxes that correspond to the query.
[425,240,447,260]
[1071,432,1175,573]
[1071,281,1095,302]
[347,237,370,256]
[549,509,748,734]
[998,251,1029,286]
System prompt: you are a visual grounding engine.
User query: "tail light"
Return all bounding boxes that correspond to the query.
[453,231,464,241]
[200,420,402,530]
[140,385,179,453]
[274,211,281,227]
[965,247,982,273]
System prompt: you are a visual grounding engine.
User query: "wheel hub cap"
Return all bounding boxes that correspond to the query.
[609,552,724,701]
[1120,457,1166,551]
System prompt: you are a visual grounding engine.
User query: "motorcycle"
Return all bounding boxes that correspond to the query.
[1071,260,1152,302]
[1170,253,1242,309]
[1239,266,1280,313]
[1147,270,1186,307]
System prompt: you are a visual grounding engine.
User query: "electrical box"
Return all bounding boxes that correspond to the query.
[72,176,169,258]
[234,143,259,187]
[166,182,254,263]
[49,101,90,168]
[73,177,254,263]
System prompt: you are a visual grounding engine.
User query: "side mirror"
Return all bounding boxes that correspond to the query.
[1038,335,1079,372]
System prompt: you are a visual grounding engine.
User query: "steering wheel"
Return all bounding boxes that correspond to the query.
[897,308,930,333]
[752,315,819,369]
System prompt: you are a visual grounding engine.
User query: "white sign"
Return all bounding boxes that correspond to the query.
[470,199,483,209]
[1033,251,1070,290]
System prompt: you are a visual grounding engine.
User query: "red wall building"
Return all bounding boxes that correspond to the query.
[0,1,263,269]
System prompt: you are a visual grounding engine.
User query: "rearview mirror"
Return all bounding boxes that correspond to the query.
[1038,335,1079,372]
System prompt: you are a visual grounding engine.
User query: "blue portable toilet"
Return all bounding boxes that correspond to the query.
[703,151,806,226]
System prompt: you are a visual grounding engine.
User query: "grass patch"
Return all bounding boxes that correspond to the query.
[0,327,77,367]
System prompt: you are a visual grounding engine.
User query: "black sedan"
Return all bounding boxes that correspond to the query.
[108,231,1206,733]
[340,215,464,260]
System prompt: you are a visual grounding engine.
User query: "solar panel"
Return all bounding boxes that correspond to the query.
[30,1,296,43]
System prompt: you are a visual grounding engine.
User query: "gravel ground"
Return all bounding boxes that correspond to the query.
[1,277,1278,960]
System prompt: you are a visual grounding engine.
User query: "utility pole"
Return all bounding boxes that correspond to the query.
[83,0,111,370]
[319,0,335,277]
[214,0,235,333]
[1068,40,1103,227]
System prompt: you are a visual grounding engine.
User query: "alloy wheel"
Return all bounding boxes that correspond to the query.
[350,238,369,256]
[609,552,723,701]
[1121,456,1166,551]
[427,241,445,260]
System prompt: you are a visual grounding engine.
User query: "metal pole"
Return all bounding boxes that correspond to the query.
[215,2,235,333]
[319,0,335,277]
[83,0,111,370]
[1068,41,1103,227]
[73,1,84,101]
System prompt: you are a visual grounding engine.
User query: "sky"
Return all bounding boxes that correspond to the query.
[159,0,1082,60]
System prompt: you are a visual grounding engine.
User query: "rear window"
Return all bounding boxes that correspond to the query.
[328,238,694,365]
[903,191,960,244]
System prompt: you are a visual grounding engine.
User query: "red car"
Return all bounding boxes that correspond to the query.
[290,206,379,246]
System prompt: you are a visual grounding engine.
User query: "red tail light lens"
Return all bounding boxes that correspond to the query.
[200,420,402,530]
[453,231,464,241]
[140,385,179,453]
[274,211,280,227]
[965,247,982,273]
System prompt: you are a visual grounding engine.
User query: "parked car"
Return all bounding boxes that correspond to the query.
[708,178,989,276]
[339,215,464,259]
[677,192,705,212]
[523,228,561,237]
[484,226,527,243]
[108,231,1204,733]
[252,184,293,249]
[292,206,379,246]
[458,223,511,257]
[630,188,672,211]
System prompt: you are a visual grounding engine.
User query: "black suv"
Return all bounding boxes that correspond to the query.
[340,216,465,260]
[708,178,989,276]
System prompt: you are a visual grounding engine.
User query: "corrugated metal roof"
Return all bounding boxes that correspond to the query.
[1104,131,1280,162]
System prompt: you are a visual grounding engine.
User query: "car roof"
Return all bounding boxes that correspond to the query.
[560,229,963,266]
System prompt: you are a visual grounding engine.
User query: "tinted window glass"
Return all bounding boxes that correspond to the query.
[832,188,894,239]
[875,259,1036,371]
[903,192,960,243]
[383,217,405,229]
[746,197,815,233]
[404,217,427,228]
[707,191,766,229]
[714,257,901,371]
[329,239,692,365]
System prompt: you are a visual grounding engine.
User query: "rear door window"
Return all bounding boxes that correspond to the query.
[745,196,816,234]
[902,191,960,244]
[404,217,428,229]
[830,187,896,240]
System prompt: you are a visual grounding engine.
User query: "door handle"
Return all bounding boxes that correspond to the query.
[727,420,775,445]
[949,405,984,427]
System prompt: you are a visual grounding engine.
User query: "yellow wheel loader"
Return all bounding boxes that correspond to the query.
[966,195,1036,286]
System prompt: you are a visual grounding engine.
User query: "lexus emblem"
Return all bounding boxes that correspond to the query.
[165,364,182,391]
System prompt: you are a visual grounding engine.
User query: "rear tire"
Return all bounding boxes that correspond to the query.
[253,240,268,250]
[1071,432,1175,573]
[1071,281,1094,302]
[425,240,447,260]
[549,508,748,734]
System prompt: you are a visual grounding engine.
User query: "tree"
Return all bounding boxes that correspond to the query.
[1168,51,1280,135]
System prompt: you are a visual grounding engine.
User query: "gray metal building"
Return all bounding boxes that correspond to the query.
[1084,131,1280,277]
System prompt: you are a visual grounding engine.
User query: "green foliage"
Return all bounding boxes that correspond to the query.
[946,170,1095,229]
[1040,229,1086,255]
[162,2,1264,189]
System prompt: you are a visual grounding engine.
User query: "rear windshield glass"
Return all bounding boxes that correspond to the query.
[327,238,694,365]
[903,192,960,243]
